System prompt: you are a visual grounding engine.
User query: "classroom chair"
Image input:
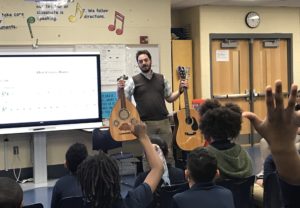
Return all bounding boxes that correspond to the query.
[23,203,44,208]
[216,175,255,208]
[58,196,84,208]
[263,172,284,208]
[150,182,189,208]
[92,128,139,184]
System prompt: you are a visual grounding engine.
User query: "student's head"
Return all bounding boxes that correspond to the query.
[0,177,23,208]
[198,99,221,116]
[150,135,168,157]
[199,99,242,141]
[77,151,120,208]
[136,50,152,73]
[65,143,88,174]
[186,147,217,184]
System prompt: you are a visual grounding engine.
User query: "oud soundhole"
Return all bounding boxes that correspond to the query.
[119,109,130,120]
[113,120,120,127]
[131,118,137,125]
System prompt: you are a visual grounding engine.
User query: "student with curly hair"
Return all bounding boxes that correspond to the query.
[199,99,253,180]
[77,122,163,208]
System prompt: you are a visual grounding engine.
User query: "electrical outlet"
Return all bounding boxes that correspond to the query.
[13,146,19,155]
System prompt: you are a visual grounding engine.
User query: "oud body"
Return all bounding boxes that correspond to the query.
[109,75,140,141]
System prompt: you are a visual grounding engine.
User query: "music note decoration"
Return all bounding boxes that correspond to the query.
[68,2,84,23]
[27,16,35,38]
[108,11,125,35]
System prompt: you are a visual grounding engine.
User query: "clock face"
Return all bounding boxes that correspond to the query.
[245,12,260,28]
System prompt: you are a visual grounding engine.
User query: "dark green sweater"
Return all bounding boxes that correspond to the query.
[206,144,253,179]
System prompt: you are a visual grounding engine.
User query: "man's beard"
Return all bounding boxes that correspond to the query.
[140,64,151,73]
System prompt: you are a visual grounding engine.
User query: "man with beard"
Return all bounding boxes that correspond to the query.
[117,50,188,167]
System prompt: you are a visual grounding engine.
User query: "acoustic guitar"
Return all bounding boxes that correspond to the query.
[109,75,141,141]
[174,66,205,151]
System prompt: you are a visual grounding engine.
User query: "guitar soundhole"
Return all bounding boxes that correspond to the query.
[191,118,199,131]
[186,117,193,125]
[119,109,130,120]
[185,117,199,131]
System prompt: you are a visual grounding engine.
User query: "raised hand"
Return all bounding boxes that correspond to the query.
[243,80,300,184]
[130,121,147,139]
[243,80,299,150]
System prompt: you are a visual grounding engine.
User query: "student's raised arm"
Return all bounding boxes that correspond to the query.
[131,122,164,192]
[243,80,300,184]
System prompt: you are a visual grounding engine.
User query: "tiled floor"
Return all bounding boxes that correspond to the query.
[22,144,263,208]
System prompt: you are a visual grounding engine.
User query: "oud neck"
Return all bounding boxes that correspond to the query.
[118,88,126,108]
[183,88,190,116]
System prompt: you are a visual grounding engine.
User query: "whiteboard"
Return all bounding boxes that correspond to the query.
[0,52,102,134]
[75,44,160,88]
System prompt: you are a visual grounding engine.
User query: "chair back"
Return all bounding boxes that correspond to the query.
[216,175,255,208]
[263,172,284,208]
[58,196,84,208]
[153,182,189,208]
[23,203,44,208]
[92,128,122,152]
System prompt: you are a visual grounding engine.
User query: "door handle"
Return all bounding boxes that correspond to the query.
[212,93,249,99]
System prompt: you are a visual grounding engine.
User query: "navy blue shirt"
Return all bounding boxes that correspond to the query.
[112,183,153,208]
[172,182,234,208]
[51,174,82,208]
[134,167,186,208]
[134,166,185,188]
[279,178,300,208]
[263,154,300,207]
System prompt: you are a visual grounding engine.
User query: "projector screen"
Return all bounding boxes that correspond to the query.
[0,53,102,134]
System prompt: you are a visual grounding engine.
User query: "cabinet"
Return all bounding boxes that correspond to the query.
[171,40,194,111]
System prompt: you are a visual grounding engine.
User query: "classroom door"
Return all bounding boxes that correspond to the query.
[252,39,289,122]
[211,38,289,142]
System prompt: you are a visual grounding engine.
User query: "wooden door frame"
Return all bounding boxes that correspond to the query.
[209,33,293,144]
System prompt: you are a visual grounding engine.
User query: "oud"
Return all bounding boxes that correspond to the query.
[109,75,141,141]
[174,66,205,151]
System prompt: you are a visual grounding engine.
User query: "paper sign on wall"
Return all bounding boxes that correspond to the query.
[216,50,229,62]
[101,91,117,119]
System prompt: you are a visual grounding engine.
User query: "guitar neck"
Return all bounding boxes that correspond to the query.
[183,88,190,117]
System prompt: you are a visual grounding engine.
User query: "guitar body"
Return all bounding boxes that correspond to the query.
[174,108,205,151]
[109,99,141,141]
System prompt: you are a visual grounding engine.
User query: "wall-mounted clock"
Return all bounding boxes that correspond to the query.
[245,12,260,28]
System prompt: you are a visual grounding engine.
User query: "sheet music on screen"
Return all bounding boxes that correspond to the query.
[0,53,102,133]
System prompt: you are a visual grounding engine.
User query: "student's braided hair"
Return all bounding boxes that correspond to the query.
[77,151,121,208]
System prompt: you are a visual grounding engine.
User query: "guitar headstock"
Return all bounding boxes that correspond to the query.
[117,74,128,81]
[177,66,189,80]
